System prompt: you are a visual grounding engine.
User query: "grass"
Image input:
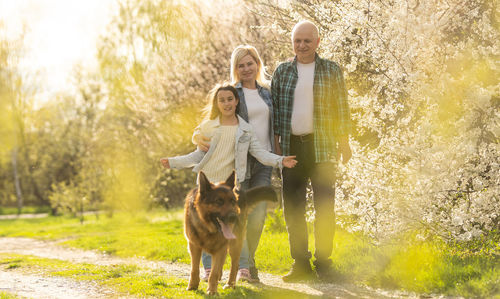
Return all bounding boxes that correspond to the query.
[0,205,51,215]
[0,292,19,299]
[0,209,498,298]
[0,253,320,298]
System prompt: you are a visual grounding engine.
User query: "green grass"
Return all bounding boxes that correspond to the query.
[0,205,51,215]
[0,210,189,262]
[0,209,498,298]
[0,292,19,299]
[0,253,320,298]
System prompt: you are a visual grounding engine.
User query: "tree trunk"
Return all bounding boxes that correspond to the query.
[12,147,23,215]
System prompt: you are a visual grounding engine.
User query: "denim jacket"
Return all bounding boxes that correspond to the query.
[169,116,283,182]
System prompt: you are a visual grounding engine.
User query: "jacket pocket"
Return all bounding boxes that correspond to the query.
[238,134,251,143]
[237,135,250,154]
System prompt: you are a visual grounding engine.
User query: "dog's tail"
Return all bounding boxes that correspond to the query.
[238,185,277,211]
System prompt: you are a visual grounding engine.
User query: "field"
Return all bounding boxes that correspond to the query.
[0,209,498,298]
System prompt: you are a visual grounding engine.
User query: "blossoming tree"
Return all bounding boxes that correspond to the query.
[258,0,499,244]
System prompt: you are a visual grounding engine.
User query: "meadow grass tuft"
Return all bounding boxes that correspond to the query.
[0,292,19,299]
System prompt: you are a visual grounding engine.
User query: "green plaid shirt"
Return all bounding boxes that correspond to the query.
[271,54,351,163]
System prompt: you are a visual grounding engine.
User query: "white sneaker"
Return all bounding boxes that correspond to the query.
[237,268,255,282]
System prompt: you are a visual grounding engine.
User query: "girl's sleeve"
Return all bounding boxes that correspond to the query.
[168,150,206,169]
[248,130,284,169]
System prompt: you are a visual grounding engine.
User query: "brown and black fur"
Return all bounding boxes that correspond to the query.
[184,171,277,295]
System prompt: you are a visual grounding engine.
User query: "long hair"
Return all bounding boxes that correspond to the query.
[202,83,240,120]
[230,45,270,88]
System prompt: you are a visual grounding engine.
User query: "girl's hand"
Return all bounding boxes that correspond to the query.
[160,158,170,169]
[282,156,297,168]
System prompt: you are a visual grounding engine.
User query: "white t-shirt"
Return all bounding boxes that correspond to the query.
[243,87,271,151]
[291,61,315,135]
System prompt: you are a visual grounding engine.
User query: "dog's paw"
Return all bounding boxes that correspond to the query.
[207,289,218,296]
[186,282,199,291]
[223,283,235,289]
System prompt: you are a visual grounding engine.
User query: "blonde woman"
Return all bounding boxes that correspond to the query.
[193,45,274,282]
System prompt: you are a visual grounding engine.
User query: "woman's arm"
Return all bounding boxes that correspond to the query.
[193,134,211,152]
[191,125,211,152]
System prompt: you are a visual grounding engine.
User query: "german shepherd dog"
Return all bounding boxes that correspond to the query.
[184,170,277,295]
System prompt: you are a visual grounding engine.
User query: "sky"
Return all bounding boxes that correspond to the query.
[0,0,117,104]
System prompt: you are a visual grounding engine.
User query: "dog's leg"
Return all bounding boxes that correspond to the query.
[207,249,226,295]
[224,239,243,289]
[187,242,201,291]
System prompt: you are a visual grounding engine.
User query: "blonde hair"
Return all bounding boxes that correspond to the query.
[230,45,270,88]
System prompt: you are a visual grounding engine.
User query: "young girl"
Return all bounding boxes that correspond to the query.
[193,45,275,282]
[160,82,296,187]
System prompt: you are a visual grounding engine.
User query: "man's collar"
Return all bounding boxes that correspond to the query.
[292,53,321,65]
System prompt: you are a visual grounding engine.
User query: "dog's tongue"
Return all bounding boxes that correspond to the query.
[217,218,236,239]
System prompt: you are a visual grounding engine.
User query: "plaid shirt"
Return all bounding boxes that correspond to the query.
[271,54,351,163]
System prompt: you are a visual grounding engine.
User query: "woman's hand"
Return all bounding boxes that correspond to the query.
[282,155,297,168]
[194,134,211,152]
[160,158,170,169]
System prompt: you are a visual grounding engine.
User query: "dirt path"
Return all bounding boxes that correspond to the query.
[0,213,49,220]
[0,271,114,299]
[0,237,426,298]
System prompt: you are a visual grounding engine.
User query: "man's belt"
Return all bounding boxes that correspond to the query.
[290,134,313,142]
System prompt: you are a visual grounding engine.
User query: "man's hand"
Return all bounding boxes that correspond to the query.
[160,158,170,169]
[194,134,211,152]
[282,155,297,168]
[337,136,352,164]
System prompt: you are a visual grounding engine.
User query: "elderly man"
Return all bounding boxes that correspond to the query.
[271,20,352,282]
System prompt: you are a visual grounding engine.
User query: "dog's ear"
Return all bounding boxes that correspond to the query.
[224,170,236,190]
[198,171,213,195]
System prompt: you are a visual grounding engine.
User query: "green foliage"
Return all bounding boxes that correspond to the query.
[49,182,86,216]
[150,168,197,209]
[0,24,20,159]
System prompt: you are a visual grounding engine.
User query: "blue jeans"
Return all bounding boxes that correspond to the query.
[202,159,272,269]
